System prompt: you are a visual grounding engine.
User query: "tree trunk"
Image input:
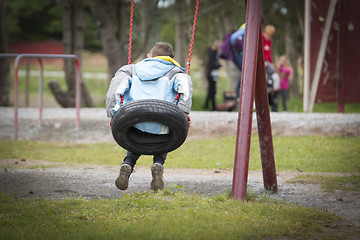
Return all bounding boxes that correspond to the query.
[89,0,158,77]
[133,0,159,59]
[0,0,10,106]
[89,0,124,77]
[50,0,94,107]
[283,0,303,98]
[220,3,240,91]
[174,0,187,67]
[285,21,300,98]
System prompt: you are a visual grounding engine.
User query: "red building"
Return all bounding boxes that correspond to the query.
[303,0,360,112]
[8,41,64,65]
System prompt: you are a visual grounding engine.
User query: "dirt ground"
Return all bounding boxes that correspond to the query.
[0,107,360,238]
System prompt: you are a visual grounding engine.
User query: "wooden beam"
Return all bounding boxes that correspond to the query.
[308,0,338,112]
[303,0,311,112]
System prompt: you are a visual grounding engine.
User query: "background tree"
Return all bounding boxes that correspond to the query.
[49,0,94,107]
[88,0,159,77]
[175,0,187,67]
[283,0,303,98]
[2,0,305,107]
[4,0,62,41]
[262,0,304,98]
[191,0,246,90]
[0,0,10,106]
[3,0,94,107]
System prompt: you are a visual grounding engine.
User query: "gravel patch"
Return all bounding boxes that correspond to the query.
[1,107,359,142]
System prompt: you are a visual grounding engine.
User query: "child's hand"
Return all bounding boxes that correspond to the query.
[186,114,192,127]
[109,118,112,129]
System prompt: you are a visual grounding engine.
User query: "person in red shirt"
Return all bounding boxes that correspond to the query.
[262,25,277,110]
[262,25,275,64]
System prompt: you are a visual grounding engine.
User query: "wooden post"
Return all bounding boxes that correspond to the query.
[232,0,277,200]
[254,29,278,193]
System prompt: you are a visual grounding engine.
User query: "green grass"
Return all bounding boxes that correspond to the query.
[281,97,360,113]
[0,191,342,240]
[287,174,360,192]
[0,136,358,239]
[10,70,108,108]
[1,136,359,173]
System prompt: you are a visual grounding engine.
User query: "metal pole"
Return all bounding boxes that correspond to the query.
[13,54,82,139]
[14,58,20,140]
[232,0,262,200]
[254,29,278,193]
[74,58,81,129]
[38,58,44,128]
[25,59,30,107]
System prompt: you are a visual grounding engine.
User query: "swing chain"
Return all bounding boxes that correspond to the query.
[186,0,200,74]
[128,0,134,65]
[127,0,200,74]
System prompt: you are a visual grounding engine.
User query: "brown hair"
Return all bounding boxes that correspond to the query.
[149,42,174,58]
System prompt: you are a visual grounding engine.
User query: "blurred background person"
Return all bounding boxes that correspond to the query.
[275,55,292,111]
[204,41,222,111]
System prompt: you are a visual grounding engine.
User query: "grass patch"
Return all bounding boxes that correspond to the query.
[0,191,342,240]
[270,136,360,173]
[287,174,360,192]
[0,141,126,166]
[1,136,359,173]
[277,97,360,113]
[10,71,109,108]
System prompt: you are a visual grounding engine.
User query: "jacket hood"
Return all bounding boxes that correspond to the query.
[134,58,185,81]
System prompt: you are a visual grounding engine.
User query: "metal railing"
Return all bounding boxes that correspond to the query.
[0,53,82,140]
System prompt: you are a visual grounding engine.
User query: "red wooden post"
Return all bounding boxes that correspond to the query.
[232,0,262,200]
[254,29,278,193]
[232,0,277,200]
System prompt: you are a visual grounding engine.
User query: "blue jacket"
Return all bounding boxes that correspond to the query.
[230,23,246,52]
[106,57,193,134]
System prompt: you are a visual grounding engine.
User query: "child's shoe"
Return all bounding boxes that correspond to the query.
[115,164,132,190]
[150,163,164,191]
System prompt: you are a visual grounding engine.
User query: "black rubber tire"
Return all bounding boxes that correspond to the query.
[111,99,189,155]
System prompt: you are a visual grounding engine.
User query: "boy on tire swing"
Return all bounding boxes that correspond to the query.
[106,42,193,192]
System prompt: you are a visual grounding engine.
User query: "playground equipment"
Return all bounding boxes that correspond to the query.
[0,53,82,140]
[111,99,189,155]
[111,0,200,155]
[232,0,278,200]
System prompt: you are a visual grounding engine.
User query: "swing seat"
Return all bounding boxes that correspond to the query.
[111,99,189,155]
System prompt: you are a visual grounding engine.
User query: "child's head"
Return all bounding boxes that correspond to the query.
[279,55,291,67]
[211,40,221,52]
[263,25,275,40]
[148,42,175,58]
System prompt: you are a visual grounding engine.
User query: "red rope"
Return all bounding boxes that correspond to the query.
[186,0,200,74]
[128,0,134,65]
[127,0,200,72]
